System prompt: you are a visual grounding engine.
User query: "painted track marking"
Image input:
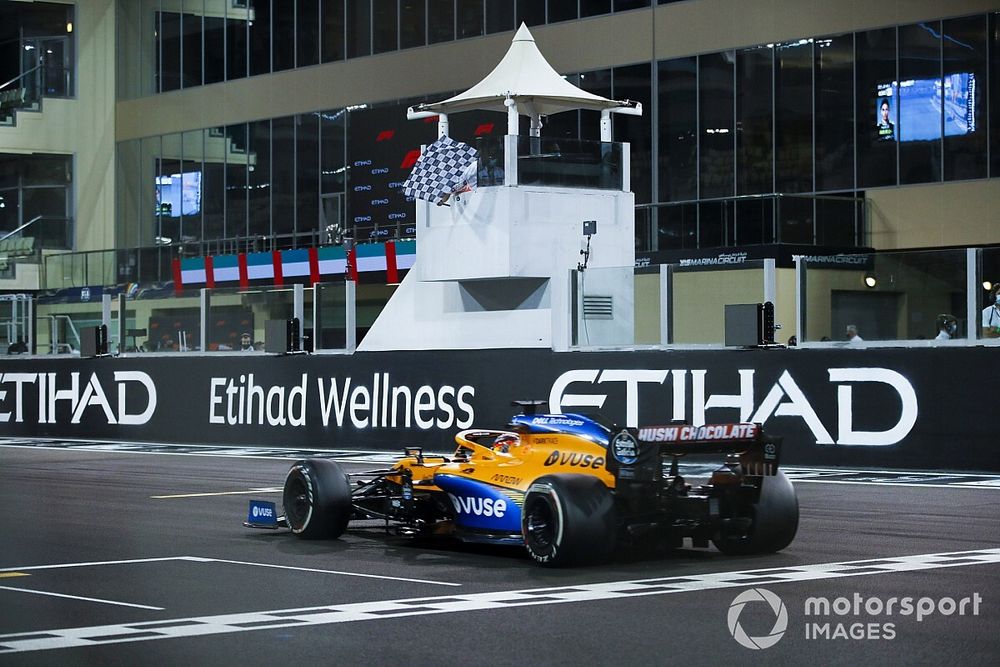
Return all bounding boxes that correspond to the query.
[0,586,164,611]
[150,488,281,499]
[1,548,997,654]
[0,556,459,587]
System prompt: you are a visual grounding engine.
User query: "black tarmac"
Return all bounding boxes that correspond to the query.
[0,443,997,666]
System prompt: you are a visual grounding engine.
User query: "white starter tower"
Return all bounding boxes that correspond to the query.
[359,25,642,351]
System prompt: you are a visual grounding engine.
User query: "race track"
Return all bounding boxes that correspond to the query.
[0,441,997,665]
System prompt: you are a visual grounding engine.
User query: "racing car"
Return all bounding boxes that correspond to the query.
[252,402,798,566]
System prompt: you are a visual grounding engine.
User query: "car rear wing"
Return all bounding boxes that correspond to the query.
[608,422,782,479]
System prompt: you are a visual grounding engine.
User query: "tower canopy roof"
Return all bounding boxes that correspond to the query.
[409,24,640,118]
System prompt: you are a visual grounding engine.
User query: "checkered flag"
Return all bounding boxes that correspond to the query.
[403,135,478,203]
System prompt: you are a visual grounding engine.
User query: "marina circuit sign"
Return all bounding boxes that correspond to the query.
[0,347,993,471]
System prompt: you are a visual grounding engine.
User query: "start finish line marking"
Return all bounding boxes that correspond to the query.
[1,548,998,654]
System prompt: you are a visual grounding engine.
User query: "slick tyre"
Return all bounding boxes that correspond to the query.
[712,471,798,556]
[283,459,352,540]
[522,474,616,567]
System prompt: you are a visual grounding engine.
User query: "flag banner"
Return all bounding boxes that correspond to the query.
[402,135,478,203]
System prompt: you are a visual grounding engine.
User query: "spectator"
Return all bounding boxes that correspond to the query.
[935,314,958,341]
[845,324,864,344]
[982,285,1000,339]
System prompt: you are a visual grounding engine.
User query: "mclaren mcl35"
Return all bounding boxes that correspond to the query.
[248,402,799,566]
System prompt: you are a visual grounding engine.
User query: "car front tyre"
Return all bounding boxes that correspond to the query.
[283,459,352,539]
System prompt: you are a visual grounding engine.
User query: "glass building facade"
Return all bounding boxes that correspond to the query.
[111,6,999,254]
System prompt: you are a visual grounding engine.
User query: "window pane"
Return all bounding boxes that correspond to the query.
[23,186,67,246]
[321,0,345,62]
[347,0,372,57]
[372,0,398,53]
[516,0,545,27]
[457,0,483,38]
[248,120,271,237]
[614,63,652,205]
[735,197,773,245]
[298,0,321,67]
[775,40,813,193]
[992,13,1000,177]
[581,0,611,18]
[181,12,202,88]
[159,12,181,91]
[22,154,70,186]
[273,0,296,71]
[321,109,346,194]
[204,17,225,84]
[485,0,513,34]
[271,116,296,237]
[225,123,249,239]
[898,21,941,184]
[943,14,987,181]
[777,195,814,243]
[548,0,577,23]
[699,51,735,199]
[429,0,455,44]
[815,33,853,191]
[698,200,731,248]
[856,27,897,188]
[736,45,773,195]
[401,0,427,49]
[181,129,204,242]
[614,0,649,10]
[658,56,697,201]
[657,202,696,250]
[226,17,247,81]
[297,113,320,241]
[815,194,858,246]
[203,158,224,241]
[249,0,271,75]
[0,188,18,235]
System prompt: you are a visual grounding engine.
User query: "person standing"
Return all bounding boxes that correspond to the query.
[845,324,864,344]
[982,285,1000,338]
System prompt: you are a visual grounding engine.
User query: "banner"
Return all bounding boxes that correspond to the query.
[0,347,994,471]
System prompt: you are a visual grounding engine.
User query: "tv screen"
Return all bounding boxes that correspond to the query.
[156,172,202,218]
[878,73,978,143]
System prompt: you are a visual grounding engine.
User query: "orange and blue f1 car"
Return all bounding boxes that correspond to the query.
[249,402,798,566]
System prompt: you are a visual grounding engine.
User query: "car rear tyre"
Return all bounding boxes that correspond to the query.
[283,459,352,539]
[522,474,616,566]
[712,470,798,555]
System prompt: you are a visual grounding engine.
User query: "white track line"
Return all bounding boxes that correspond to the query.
[0,557,195,572]
[197,557,462,587]
[1,548,997,654]
[0,586,164,611]
[0,556,459,587]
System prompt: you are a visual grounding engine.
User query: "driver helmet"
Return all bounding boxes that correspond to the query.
[492,433,519,454]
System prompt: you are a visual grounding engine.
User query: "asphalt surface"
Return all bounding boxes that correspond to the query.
[0,443,997,665]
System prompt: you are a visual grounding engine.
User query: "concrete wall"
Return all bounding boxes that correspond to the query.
[867,180,1000,249]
